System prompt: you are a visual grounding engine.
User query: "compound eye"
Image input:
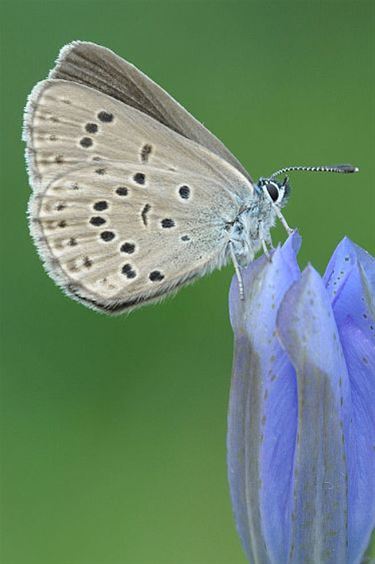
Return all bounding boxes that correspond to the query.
[266,183,279,202]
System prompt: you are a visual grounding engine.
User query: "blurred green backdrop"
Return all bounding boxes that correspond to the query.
[0,1,374,563]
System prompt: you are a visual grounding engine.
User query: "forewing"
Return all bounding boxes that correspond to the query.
[30,162,238,313]
[48,41,252,181]
[23,79,252,203]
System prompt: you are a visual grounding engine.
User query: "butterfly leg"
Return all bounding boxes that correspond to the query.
[259,221,272,261]
[273,205,293,235]
[261,238,271,260]
[229,242,245,301]
[262,187,294,234]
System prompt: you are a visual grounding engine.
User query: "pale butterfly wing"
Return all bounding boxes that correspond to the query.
[48,41,252,182]
[24,79,251,200]
[30,162,235,313]
[24,80,254,313]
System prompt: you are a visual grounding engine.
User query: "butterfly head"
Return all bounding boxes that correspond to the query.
[256,176,291,208]
[255,163,360,211]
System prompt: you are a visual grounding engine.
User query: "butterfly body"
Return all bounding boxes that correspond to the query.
[23,41,287,313]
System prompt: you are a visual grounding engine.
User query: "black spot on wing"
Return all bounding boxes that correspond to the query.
[140,144,152,163]
[83,257,93,268]
[141,204,151,226]
[98,111,113,122]
[120,242,135,254]
[121,263,136,279]
[85,123,98,133]
[90,216,106,226]
[80,137,93,148]
[161,218,175,228]
[178,185,190,199]
[115,187,128,196]
[133,172,145,185]
[149,270,164,282]
[100,231,115,242]
[93,200,108,211]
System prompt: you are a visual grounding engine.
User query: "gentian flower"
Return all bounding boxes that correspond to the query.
[228,232,375,563]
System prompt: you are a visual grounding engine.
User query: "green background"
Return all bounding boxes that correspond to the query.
[1,1,374,563]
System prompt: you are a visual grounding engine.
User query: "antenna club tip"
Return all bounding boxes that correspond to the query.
[339,164,360,173]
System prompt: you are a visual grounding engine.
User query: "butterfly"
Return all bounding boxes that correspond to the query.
[23,41,358,314]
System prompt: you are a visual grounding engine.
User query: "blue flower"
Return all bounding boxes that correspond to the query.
[228,232,375,563]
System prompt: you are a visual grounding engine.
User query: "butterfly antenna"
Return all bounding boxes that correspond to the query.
[270,164,359,180]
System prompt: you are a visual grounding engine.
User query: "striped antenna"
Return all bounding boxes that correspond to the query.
[270,164,359,180]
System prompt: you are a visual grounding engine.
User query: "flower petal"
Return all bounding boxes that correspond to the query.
[323,237,375,342]
[229,231,302,333]
[325,240,375,561]
[340,318,375,563]
[227,231,301,562]
[277,266,350,563]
